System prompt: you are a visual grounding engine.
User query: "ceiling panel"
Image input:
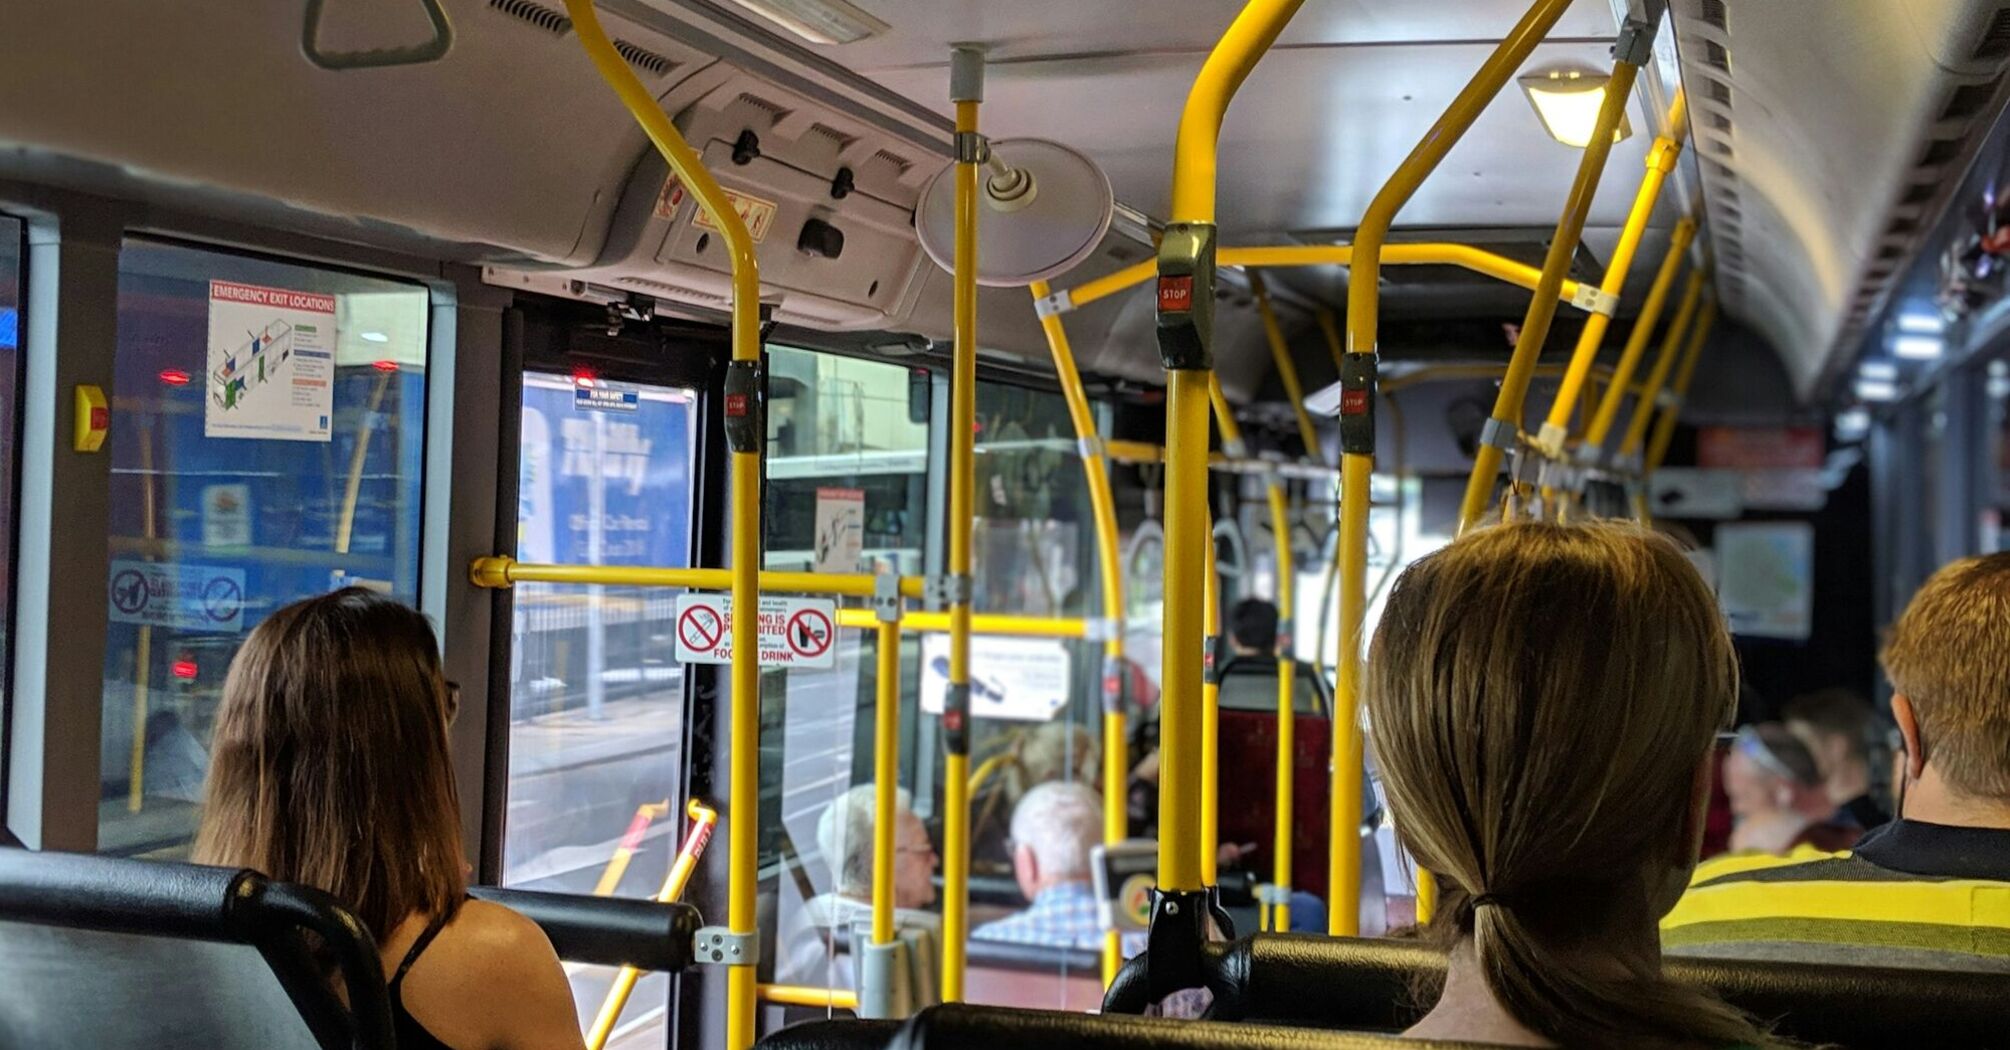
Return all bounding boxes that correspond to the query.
[868,40,1660,241]
[797,0,1620,70]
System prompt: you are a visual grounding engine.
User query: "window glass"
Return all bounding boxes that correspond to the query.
[503,373,697,1032]
[762,347,934,1004]
[99,240,428,856]
[0,216,20,795]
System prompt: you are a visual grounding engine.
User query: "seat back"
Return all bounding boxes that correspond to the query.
[756,1004,1512,1050]
[0,848,391,1050]
[1201,933,2010,1048]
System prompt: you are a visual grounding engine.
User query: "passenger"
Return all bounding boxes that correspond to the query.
[778,785,940,988]
[194,589,586,1050]
[1782,687,1890,830]
[1721,723,1862,854]
[1665,553,2010,970]
[1228,596,1280,656]
[1369,522,1771,1049]
[973,781,1132,951]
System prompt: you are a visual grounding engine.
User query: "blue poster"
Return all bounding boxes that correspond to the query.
[518,376,692,568]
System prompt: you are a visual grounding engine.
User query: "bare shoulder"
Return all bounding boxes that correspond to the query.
[402,899,586,1050]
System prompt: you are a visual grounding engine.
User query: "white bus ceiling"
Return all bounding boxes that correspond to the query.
[2,0,2006,408]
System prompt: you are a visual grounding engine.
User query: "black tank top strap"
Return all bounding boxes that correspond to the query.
[390,908,454,996]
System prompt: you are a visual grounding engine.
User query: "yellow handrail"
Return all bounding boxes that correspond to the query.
[871,611,901,949]
[1611,270,1706,461]
[1201,515,1222,886]
[586,799,718,1050]
[1624,293,1717,460]
[1455,51,1643,535]
[940,51,984,1003]
[833,607,1087,639]
[1645,297,1719,473]
[1028,278,1131,986]
[1251,274,1320,455]
[757,985,860,1011]
[1061,242,1602,315]
[559,3,763,1041]
[1580,224,1697,452]
[1208,374,1295,932]
[1346,0,1578,926]
[469,556,928,600]
[1535,90,1689,457]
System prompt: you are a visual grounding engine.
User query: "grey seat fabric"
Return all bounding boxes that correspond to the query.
[0,848,391,1050]
[0,923,326,1050]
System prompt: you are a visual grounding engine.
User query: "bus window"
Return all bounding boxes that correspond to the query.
[98,240,428,856]
[0,216,20,799]
[502,373,696,1032]
[763,346,932,1001]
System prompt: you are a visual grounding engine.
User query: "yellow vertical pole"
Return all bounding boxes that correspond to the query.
[1201,518,1222,886]
[1612,272,1706,461]
[1646,298,1719,472]
[558,5,764,1044]
[1159,0,1306,907]
[1251,274,1320,454]
[1208,374,1294,932]
[1626,295,1717,461]
[1344,0,1579,929]
[1328,454,1368,936]
[871,614,901,947]
[1579,227,1697,452]
[1315,309,1346,376]
[1028,280,1129,985]
[1532,90,1688,457]
[1455,46,1646,535]
[940,49,985,1003]
[129,416,159,813]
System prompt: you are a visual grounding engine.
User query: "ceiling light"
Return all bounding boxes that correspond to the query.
[1835,408,1871,442]
[1859,360,1898,381]
[1519,69,1634,148]
[724,0,887,45]
[1896,312,1943,334]
[1855,378,1899,402]
[1891,334,1943,360]
[359,330,390,343]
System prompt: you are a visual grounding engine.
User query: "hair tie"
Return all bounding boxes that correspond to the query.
[1471,893,1507,911]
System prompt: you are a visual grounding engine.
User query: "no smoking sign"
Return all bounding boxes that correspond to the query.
[673,593,839,670]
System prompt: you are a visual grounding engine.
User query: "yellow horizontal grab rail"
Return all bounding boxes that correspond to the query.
[1057,243,1604,315]
[756,985,859,1011]
[470,556,926,600]
[834,607,1089,639]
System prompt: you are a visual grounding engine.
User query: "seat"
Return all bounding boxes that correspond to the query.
[1119,932,2010,1049]
[469,885,701,971]
[0,847,392,1050]
[757,1003,1512,1050]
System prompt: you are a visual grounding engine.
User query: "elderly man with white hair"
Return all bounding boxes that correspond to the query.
[973,780,1124,951]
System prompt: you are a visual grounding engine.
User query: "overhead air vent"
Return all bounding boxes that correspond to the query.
[1703,78,1733,107]
[489,0,571,35]
[1885,215,1920,236]
[737,91,793,121]
[1975,8,2010,61]
[1711,140,1734,159]
[1706,112,1732,133]
[613,39,673,77]
[1706,159,1735,180]
[1698,0,1728,30]
[1901,181,1936,206]
[808,122,858,152]
[1921,136,1964,166]
[1941,79,2001,122]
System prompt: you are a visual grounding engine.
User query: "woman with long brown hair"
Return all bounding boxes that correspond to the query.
[1367,522,1770,1049]
[194,588,585,1050]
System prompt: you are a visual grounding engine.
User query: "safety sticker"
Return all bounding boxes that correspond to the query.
[108,561,246,633]
[655,176,777,244]
[673,593,837,670]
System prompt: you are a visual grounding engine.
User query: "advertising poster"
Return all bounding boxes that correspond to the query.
[813,487,865,574]
[1716,521,1815,641]
[205,280,336,442]
[919,634,1072,722]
